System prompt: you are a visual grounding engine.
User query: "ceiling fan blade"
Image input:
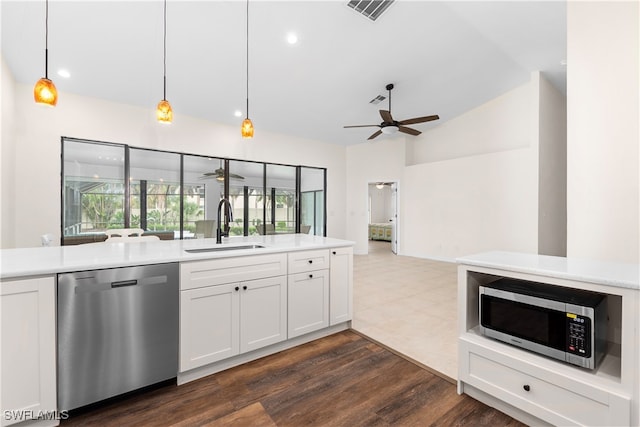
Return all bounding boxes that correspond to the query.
[398,126,421,136]
[368,130,383,140]
[229,173,245,180]
[398,115,440,125]
[379,110,393,123]
[202,172,217,176]
[344,124,380,128]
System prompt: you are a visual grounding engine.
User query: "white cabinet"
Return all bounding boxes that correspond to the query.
[457,259,638,427]
[1,276,56,427]
[329,247,353,325]
[180,282,239,371]
[180,254,287,372]
[287,250,329,338]
[239,276,287,353]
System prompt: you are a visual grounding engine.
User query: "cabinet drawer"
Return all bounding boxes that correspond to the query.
[464,349,630,426]
[288,249,329,274]
[181,253,287,290]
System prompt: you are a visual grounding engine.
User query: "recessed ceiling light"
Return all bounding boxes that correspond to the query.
[57,69,71,78]
[234,110,242,117]
[286,33,298,45]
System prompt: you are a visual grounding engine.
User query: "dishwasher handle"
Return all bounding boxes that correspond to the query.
[111,279,138,288]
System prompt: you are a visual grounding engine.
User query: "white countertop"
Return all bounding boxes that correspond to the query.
[457,251,640,290]
[0,234,354,280]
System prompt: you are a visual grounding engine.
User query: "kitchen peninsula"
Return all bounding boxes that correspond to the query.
[0,234,353,427]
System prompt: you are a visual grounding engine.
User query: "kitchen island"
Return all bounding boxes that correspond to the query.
[0,234,354,427]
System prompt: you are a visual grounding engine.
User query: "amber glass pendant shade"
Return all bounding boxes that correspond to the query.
[241,118,254,138]
[156,99,173,124]
[34,77,58,106]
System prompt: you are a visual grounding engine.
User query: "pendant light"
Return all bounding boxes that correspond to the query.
[241,0,254,138]
[34,0,58,106]
[156,0,173,124]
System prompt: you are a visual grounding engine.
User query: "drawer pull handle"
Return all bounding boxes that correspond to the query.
[235,286,239,291]
[243,285,248,291]
[308,260,313,264]
[332,251,337,255]
[309,274,313,279]
[523,385,530,392]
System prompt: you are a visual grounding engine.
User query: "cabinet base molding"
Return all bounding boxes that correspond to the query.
[177,322,351,385]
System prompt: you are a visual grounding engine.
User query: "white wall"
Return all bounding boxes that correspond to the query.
[566,1,639,263]
[0,57,16,248]
[406,83,531,165]
[1,72,347,248]
[345,137,406,255]
[403,147,538,260]
[402,79,540,261]
[536,72,567,257]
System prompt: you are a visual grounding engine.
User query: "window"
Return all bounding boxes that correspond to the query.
[130,148,182,238]
[62,139,125,236]
[61,138,327,243]
[266,164,296,234]
[300,167,326,235]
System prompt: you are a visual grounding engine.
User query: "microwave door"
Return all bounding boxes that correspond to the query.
[480,288,567,362]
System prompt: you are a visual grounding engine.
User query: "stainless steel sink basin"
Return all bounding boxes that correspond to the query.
[185,244,265,253]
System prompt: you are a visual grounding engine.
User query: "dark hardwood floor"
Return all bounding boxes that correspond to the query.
[61,331,524,426]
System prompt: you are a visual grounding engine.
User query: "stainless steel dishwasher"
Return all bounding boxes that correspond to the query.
[57,263,179,411]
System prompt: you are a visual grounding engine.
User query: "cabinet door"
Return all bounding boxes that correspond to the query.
[240,276,287,353]
[330,247,353,325]
[180,283,240,372]
[288,270,329,338]
[1,277,56,427]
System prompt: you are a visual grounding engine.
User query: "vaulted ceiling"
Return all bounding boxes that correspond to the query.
[1,1,566,146]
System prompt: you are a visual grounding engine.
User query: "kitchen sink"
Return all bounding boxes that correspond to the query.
[184,244,266,253]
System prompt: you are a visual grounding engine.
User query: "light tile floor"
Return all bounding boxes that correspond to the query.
[352,240,459,381]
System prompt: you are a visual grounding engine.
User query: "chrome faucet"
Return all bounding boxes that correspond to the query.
[216,198,234,244]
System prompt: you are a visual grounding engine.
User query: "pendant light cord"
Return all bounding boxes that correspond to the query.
[163,0,167,100]
[44,0,49,79]
[246,0,249,118]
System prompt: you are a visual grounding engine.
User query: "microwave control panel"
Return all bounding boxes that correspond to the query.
[566,313,591,357]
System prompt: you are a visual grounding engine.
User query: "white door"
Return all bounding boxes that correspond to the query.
[390,182,398,254]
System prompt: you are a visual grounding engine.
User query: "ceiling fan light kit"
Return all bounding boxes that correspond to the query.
[34,0,58,106]
[381,126,398,135]
[344,83,439,140]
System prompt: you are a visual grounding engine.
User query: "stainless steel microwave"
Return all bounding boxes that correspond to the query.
[479,278,607,370]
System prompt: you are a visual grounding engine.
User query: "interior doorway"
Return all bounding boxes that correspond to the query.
[367,182,398,254]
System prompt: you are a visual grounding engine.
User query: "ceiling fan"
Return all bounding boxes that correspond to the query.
[200,167,245,182]
[344,83,439,140]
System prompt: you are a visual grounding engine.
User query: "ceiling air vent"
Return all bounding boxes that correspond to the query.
[347,0,395,22]
[369,95,386,105]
